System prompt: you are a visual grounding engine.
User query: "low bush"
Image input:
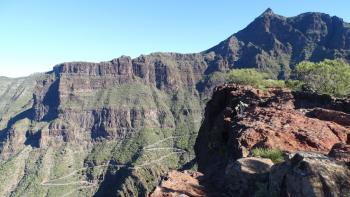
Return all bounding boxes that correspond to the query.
[251,148,284,163]
[285,79,304,91]
[224,59,350,98]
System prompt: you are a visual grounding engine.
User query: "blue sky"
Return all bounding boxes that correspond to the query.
[1,0,350,77]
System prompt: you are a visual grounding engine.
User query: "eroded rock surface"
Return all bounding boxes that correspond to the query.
[151,170,206,197]
[194,84,350,196]
[224,157,274,196]
[195,84,350,175]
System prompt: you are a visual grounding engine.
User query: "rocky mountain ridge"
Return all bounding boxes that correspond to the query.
[205,9,350,78]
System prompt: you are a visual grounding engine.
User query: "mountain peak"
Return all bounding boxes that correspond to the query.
[260,8,275,17]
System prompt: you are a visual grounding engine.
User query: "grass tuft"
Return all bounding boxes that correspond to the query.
[251,148,284,163]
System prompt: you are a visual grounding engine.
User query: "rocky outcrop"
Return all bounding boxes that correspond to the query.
[152,152,350,197]
[195,84,350,175]
[224,157,274,196]
[194,84,350,196]
[151,170,207,197]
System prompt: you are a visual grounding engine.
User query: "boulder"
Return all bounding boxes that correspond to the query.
[328,143,350,164]
[224,157,274,196]
[270,152,350,197]
[150,170,207,197]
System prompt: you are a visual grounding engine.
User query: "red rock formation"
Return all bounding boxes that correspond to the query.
[195,84,350,175]
[193,84,350,196]
[237,102,349,153]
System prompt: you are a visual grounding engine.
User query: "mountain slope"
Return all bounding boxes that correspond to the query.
[204,8,350,78]
[0,9,350,196]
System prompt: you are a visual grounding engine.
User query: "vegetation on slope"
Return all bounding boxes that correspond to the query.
[220,59,350,98]
[225,69,286,89]
[0,75,38,130]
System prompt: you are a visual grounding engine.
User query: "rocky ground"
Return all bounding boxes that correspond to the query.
[152,84,350,197]
[151,170,206,197]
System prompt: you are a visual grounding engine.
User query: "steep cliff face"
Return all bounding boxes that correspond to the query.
[32,53,207,144]
[1,9,350,196]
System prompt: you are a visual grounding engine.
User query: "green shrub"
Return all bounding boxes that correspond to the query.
[263,79,286,88]
[225,69,286,89]
[285,80,304,91]
[251,148,284,163]
[224,60,350,97]
[226,69,267,87]
[296,59,350,97]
